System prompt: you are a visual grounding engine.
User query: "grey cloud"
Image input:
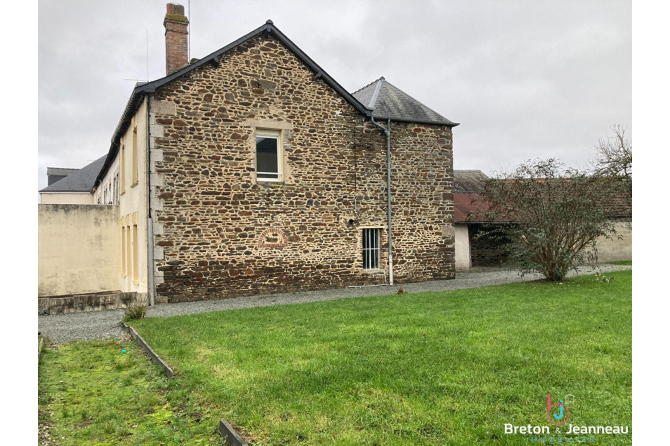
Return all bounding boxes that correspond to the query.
[39,0,631,191]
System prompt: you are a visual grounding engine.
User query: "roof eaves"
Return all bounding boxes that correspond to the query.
[95,90,144,189]
[371,114,460,127]
[39,189,93,194]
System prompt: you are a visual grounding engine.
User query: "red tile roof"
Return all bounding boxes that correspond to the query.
[454,193,489,223]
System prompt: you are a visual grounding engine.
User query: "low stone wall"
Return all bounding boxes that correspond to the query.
[38,292,146,315]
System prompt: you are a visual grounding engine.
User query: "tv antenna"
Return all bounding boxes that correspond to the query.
[123,29,150,83]
[188,0,191,61]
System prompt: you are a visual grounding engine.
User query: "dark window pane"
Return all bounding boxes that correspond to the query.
[256,137,278,176]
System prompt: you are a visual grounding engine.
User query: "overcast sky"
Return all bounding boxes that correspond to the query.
[38,0,631,191]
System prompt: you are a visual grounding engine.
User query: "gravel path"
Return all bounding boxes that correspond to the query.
[38,264,631,343]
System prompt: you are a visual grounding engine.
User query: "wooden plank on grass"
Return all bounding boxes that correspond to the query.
[219,418,249,446]
[122,323,174,378]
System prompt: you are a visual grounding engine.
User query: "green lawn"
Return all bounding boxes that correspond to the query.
[38,339,222,445]
[124,271,632,445]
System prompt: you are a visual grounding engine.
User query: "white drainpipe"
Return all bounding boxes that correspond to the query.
[370,116,394,286]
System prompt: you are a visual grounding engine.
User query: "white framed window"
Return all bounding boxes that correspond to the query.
[362,228,381,270]
[255,129,282,182]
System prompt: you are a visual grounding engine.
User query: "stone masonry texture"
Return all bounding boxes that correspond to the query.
[150,32,455,303]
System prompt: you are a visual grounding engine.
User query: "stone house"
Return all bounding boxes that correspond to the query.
[41,3,459,306]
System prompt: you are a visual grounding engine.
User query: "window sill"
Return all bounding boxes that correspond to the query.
[363,268,385,274]
[130,182,138,188]
[257,180,284,186]
[120,191,126,196]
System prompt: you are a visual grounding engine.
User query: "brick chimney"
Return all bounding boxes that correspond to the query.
[164,3,189,75]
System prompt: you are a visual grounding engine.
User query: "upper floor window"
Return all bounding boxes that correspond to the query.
[255,129,282,182]
[115,171,120,204]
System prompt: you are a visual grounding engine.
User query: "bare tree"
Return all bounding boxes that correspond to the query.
[476,159,621,281]
[592,125,632,218]
[592,124,632,179]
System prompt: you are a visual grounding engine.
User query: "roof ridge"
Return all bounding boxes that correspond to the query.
[367,77,384,109]
[350,76,386,95]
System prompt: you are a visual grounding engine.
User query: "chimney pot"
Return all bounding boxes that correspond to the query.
[167,3,185,15]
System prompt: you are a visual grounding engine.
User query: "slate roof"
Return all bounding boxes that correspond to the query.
[352,77,458,127]
[454,170,489,193]
[40,155,107,193]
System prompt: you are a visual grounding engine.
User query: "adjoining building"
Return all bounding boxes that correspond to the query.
[39,155,108,205]
[452,170,631,271]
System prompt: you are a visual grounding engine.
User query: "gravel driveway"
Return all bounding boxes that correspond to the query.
[38,264,631,343]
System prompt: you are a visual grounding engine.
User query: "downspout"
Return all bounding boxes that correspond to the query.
[146,95,156,306]
[370,116,394,286]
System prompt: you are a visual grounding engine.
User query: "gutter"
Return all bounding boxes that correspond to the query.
[38,191,91,194]
[370,116,394,286]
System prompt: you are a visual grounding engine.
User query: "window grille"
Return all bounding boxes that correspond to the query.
[362,228,381,269]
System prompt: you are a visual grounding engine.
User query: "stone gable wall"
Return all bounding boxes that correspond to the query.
[149,33,454,302]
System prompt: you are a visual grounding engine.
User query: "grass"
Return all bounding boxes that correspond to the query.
[607,260,632,265]
[123,271,632,445]
[38,338,222,445]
